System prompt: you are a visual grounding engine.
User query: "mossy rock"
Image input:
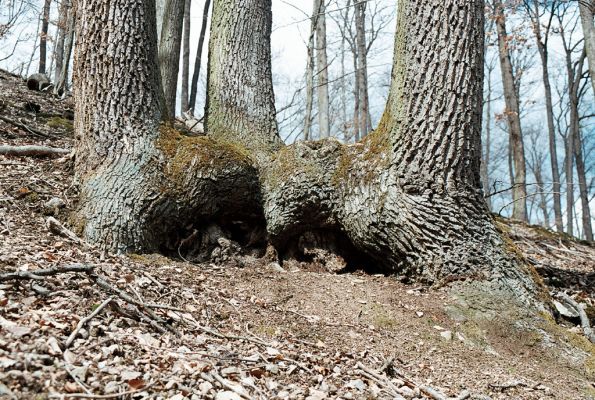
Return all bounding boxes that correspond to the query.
[46,116,74,133]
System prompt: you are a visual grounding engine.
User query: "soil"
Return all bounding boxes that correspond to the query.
[1,69,595,400]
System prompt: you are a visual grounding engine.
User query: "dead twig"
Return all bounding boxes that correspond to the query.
[0,114,59,139]
[48,381,154,399]
[46,217,89,246]
[0,264,94,282]
[556,292,595,343]
[65,297,114,348]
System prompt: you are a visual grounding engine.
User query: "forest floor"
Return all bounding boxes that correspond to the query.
[1,69,595,400]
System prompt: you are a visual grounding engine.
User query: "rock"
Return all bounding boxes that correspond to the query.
[268,262,285,273]
[415,311,424,318]
[553,300,580,319]
[306,388,327,400]
[199,381,213,395]
[44,197,66,215]
[27,73,51,91]
[440,330,453,341]
[71,366,88,382]
[221,366,240,376]
[347,379,367,391]
[215,391,241,400]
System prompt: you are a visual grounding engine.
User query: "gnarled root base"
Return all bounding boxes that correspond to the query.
[75,128,548,312]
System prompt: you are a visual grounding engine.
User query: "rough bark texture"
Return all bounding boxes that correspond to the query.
[74,0,261,252]
[494,1,528,222]
[205,0,281,160]
[180,0,191,114]
[159,0,185,118]
[315,0,330,138]
[188,0,211,114]
[75,0,545,313]
[53,0,68,89]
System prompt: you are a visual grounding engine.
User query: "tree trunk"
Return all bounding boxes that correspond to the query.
[315,0,330,138]
[355,0,370,137]
[56,1,75,94]
[303,0,320,141]
[180,0,191,114]
[53,0,69,88]
[494,1,528,221]
[156,0,165,41]
[159,0,185,118]
[75,0,545,313]
[38,0,52,75]
[574,127,593,241]
[579,0,595,96]
[188,0,211,114]
[529,0,563,232]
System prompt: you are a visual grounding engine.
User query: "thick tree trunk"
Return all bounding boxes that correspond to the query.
[188,0,211,114]
[180,0,191,114]
[494,1,528,222]
[205,0,281,160]
[75,0,545,314]
[315,0,330,138]
[38,0,52,75]
[579,0,595,96]
[159,0,185,118]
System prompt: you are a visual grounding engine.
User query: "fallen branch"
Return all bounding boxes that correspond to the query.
[556,292,595,343]
[0,144,69,157]
[65,297,114,348]
[48,382,154,399]
[0,264,95,282]
[0,115,59,139]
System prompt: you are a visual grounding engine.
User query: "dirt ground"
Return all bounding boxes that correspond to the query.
[1,69,595,399]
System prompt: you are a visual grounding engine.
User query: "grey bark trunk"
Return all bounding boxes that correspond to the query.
[355,0,370,137]
[38,0,51,75]
[482,64,492,211]
[529,0,563,232]
[188,0,211,114]
[180,0,191,114]
[303,0,320,141]
[205,0,281,161]
[75,0,545,314]
[56,3,75,94]
[53,0,68,88]
[315,0,330,138]
[159,0,185,118]
[579,0,595,96]
[494,1,528,222]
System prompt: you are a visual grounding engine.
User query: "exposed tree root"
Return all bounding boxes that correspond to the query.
[0,144,70,157]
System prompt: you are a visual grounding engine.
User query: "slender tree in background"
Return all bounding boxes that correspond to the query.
[56,0,75,93]
[354,0,370,136]
[188,0,211,114]
[53,0,68,86]
[303,0,321,141]
[316,0,330,138]
[482,18,498,211]
[38,0,51,74]
[579,0,595,95]
[492,0,528,222]
[180,0,191,114]
[159,0,185,117]
[524,0,564,232]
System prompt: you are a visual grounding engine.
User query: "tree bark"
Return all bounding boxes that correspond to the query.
[303,0,320,141]
[53,0,69,88]
[180,0,191,114]
[528,0,563,232]
[55,1,75,94]
[188,0,211,114]
[315,0,330,138]
[355,0,370,137]
[38,0,52,75]
[494,1,528,222]
[205,0,281,160]
[579,0,595,96]
[75,0,545,313]
[159,0,185,118]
